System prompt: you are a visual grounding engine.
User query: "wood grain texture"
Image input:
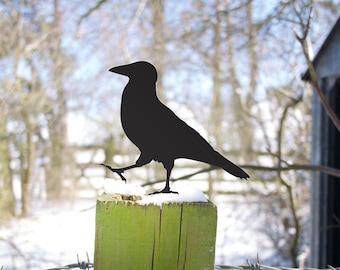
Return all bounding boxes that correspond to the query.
[94,194,217,270]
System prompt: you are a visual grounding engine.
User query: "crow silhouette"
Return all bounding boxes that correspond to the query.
[101,61,249,193]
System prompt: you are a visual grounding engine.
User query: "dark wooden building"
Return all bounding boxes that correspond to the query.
[302,16,340,268]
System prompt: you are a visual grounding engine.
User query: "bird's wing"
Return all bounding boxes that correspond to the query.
[153,103,216,159]
[154,103,249,179]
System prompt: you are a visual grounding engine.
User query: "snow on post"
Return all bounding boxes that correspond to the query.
[94,180,217,270]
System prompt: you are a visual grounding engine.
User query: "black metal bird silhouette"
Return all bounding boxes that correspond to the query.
[101,61,249,193]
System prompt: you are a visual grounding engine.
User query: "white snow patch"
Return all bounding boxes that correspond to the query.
[138,182,208,207]
[0,200,96,270]
[103,179,208,207]
[104,178,146,196]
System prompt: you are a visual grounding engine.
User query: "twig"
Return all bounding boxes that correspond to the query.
[276,92,303,267]
[0,236,26,261]
[76,0,107,31]
[46,253,93,270]
[294,6,340,132]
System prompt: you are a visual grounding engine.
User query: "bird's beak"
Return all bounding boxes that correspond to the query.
[109,64,130,76]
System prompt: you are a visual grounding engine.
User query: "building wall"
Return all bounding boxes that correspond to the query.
[311,77,340,267]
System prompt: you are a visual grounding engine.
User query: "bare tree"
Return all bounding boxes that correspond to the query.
[0,1,43,217]
[0,0,75,215]
[1,0,339,266]
[0,100,16,221]
[44,0,70,200]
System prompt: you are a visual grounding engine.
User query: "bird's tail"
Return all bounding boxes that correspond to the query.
[211,151,249,179]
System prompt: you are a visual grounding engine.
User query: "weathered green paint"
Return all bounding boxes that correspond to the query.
[94,194,217,270]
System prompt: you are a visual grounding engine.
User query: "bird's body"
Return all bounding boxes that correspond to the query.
[101,61,249,193]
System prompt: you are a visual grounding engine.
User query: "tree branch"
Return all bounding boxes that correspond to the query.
[141,163,340,187]
[76,0,107,30]
[294,6,340,132]
[245,164,340,178]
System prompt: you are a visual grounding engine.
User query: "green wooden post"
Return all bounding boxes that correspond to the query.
[94,193,217,270]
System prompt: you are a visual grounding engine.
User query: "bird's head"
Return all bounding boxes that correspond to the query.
[109,61,158,83]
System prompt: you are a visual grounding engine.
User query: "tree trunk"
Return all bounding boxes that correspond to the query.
[226,0,255,162]
[20,112,35,217]
[0,101,16,222]
[45,0,68,200]
[208,0,224,200]
[150,0,166,103]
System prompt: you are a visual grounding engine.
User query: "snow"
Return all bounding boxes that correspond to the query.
[104,179,208,207]
[138,182,208,206]
[0,179,297,269]
[104,178,146,196]
[0,200,96,270]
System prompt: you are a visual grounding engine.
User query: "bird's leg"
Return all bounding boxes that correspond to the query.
[149,185,178,195]
[158,181,178,194]
[100,154,152,182]
[150,161,178,194]
[100,163,138,182]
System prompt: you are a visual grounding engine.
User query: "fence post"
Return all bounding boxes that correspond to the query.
[94,193,217,270]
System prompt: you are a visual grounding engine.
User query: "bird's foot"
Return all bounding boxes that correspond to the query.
[149,187,178,195]
[100,163,127,182]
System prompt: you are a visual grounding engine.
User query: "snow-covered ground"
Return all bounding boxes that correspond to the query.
[0,199,96,270]
[0,180,293,270]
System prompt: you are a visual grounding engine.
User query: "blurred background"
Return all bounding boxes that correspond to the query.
[1,0,339,269]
